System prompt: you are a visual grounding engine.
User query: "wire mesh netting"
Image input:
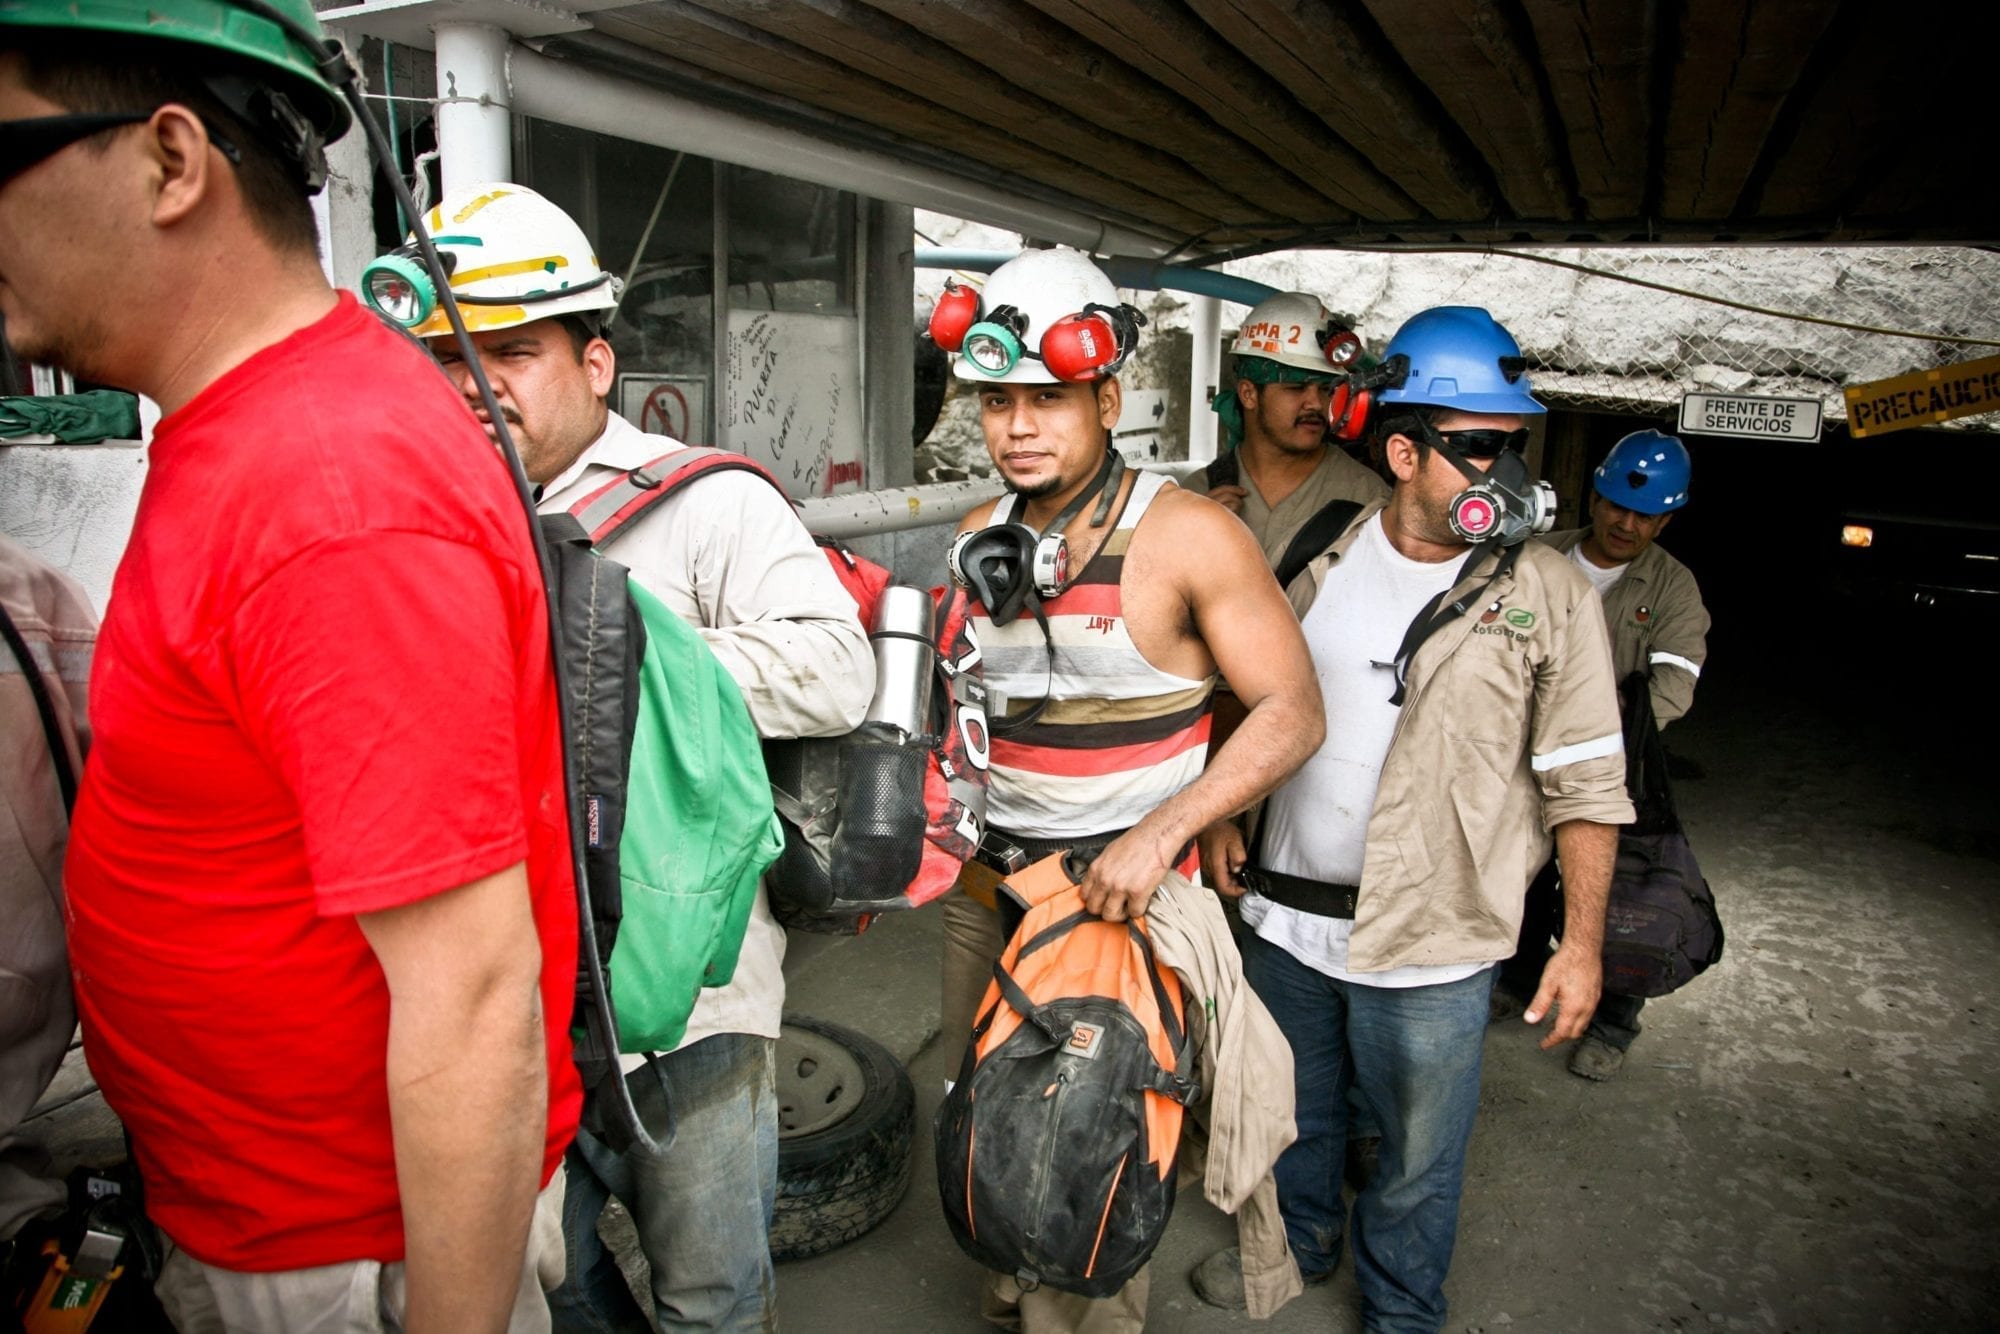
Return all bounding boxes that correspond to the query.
[1218,246,2000,428]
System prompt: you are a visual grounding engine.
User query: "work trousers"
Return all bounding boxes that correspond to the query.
[1242,931,1493,1334]
[549,1033,779,1334]
[154,1175,566,1334]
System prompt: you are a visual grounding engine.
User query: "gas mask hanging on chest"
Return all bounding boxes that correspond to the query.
[1438,438,1557,546]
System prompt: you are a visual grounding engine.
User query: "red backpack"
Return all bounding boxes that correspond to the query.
[566,448,990,933]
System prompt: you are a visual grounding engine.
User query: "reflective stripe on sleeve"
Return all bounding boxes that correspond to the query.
[1531,731,1623,772]
[1650,651,1702,677]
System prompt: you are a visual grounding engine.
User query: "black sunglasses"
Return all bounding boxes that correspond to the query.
[0,112,242,187]
[1417,420,1531,458]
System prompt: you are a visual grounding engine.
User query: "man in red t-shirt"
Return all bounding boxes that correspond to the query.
[0,8,580,1331]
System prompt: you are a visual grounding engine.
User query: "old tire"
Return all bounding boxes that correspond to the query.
[770,1015,915,1261]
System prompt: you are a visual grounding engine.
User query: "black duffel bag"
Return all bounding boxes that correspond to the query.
[1600,671,1724,998]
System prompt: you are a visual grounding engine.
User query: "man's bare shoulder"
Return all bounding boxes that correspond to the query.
[1140,484,1266,556]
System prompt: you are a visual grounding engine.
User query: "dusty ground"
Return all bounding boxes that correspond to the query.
[23,605,1998,1332]
[765,605,2000,1333]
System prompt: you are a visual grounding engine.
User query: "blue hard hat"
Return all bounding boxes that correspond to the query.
[1376,306,1545,415]
[1593,430,1691,514]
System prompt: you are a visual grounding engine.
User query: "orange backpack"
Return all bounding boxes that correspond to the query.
[934,852,1197,1297]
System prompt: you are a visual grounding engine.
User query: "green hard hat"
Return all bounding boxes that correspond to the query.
[0,0,351,141]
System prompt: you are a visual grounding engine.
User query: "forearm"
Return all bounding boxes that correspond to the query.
[1132,684,1323,862]
[1553,819,1618,954]
[386,970,548,1332]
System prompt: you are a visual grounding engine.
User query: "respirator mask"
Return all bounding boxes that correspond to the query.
[1422,423,1556,546]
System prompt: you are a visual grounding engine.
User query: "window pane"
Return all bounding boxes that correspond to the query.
[522,118,716,442]
[726,167,854,314]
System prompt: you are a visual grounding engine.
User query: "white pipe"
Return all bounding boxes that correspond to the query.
[797,479,991,540]
[1188,295,1221,466]
[796,463,1202,540]
[435,24,511,194]
[505,45,1176,259]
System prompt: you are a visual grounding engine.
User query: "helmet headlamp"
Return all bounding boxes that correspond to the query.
[362,250,438,328]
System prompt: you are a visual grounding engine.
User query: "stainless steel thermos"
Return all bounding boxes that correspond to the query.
[863,583,935,738]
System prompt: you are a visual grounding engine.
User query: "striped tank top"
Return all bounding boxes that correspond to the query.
[972,470,1217,840]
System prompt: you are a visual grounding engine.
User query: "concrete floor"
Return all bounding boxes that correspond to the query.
[22,609,1999,1332]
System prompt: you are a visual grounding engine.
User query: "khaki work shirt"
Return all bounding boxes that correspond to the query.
[1,535,95,1238]
[1184,448,1389,569]
[1272,502,1635,972]
[1539,529,1709,727]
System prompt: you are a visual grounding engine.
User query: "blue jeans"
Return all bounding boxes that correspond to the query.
[549,1033,779,1334]
[1242,931,1493,1334]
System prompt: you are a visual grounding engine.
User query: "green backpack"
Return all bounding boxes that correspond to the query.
[541,506,782,1076]
[607,576,783,1051]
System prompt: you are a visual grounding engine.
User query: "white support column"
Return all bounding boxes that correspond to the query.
[434,23,511,194]
[1187,294,1221,465]
[314,115,378,290]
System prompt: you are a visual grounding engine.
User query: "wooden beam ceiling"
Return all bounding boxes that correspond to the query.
[535,0,1997,248]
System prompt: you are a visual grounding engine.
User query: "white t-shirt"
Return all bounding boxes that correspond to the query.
[1571,541,1628,597]
[1244,514,1491,988]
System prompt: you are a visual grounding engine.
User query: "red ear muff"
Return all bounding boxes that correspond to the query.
[1330,385,1372,442]
[929,278,981,352]
[1039,310,1121,382]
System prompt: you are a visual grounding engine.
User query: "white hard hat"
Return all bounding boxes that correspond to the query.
[947,248,1131,384]
[1230,291,1355,375]
[362,182,623,339]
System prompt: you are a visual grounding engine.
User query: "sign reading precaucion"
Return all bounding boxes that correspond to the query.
[1843,354,2000,439]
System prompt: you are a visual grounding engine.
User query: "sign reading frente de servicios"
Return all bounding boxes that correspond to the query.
[1843,353,2000,439]
[1677,392,1824,442]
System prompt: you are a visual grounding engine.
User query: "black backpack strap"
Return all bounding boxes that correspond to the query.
[0,602,78,816]
[1203,450,1239,492]
[1272,499,1364,593]
[1378,538,1523,706]
[1621,668,1680,835]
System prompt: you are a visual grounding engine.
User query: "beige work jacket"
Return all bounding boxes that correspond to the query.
[1275,502,1635,971]
[1539,529,1709,727]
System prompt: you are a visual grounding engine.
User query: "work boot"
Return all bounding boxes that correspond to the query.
[1190,1246,1330,1311]
[1568,1035,1626,1081]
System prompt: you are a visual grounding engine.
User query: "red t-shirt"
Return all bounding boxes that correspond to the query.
[64,294,581,1271]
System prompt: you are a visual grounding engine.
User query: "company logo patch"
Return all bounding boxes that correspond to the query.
[1505,608,1537,629]
[1065,1022,1104,1060]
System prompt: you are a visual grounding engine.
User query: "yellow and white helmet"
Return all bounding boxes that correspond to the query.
[361,182,623,339]
[1230,291,1360,375]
